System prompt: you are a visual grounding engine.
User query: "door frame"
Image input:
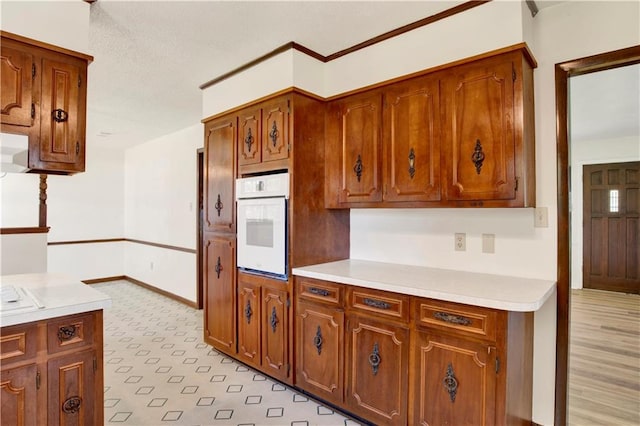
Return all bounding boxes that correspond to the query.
[554,45,640,425]
[197,148,204,309]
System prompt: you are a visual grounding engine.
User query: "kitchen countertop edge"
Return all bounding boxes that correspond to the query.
[292,259,556,312]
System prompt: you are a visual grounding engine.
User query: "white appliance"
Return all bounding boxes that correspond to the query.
[236,172,289,279]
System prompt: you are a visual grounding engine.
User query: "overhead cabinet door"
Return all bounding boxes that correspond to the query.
[1,44,33,127]
[38,58,84,166]
[383,76,441,202]
[327,91,383,205]
[442,56,517,202]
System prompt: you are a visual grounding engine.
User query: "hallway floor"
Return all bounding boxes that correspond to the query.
[95,280,361,425]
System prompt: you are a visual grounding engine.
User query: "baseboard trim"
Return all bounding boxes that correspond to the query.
[83,275,198,309]
[83,275,127,284]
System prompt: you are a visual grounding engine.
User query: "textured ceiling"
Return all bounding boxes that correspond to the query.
[87,0,635,152]
[86,0,470,149]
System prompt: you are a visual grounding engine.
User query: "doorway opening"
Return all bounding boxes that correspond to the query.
[555,45,640,425]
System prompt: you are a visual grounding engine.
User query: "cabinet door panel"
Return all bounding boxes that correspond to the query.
[204,116,237,232]
[1,44,33,127]
[331,92,383,204]
[238,107,261,166]
[262,284,289,381]
[384,77,441,202]
[346,316,408,426]
[39,58,84,167]
[413,331,496,426]
[296,301,344,405]
[237,278,261,367]
[443,58,516,201]
[0,364,37,426]
[48,350,96,426]
[262,98,289,162]
[203,234,236,354]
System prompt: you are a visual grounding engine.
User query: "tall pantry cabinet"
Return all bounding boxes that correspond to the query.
[202,116,237,355]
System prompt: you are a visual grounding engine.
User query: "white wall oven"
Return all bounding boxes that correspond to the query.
[236,172,289,280]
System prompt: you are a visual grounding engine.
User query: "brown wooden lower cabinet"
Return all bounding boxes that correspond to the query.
[0,311,104,425]
[346,315,409,426]
[411,331,497,426]
[203,233,236,355]
[236,272,291,384]
[294,276,533,426]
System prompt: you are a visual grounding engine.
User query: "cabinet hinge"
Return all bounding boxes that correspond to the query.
[287,143,291,153]
[286,363,291,375]
[515,177,519,192]
[36,371,41,389]
[78,75,82,88]
[287,99,291,114]
[31,103,35,120]
[32,63,36,78]
[495,356,500,373]
[512,67,516,82]
[286,298,291,308]
[93,357,98,372]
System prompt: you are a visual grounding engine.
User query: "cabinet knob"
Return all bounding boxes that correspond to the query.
[215,256,223,278]
[57,325,78,342]
[269,121,279,147]
[368,342,381,375]
[244,300,253,323]
[408,147,416,179]
[313,325,323,355]
[52,108,69,123]
[471,139,485,175]
[244,128,254,153]
[353,154,363,182]
[270,306,279,332]
[62,396,82,414]
[443,363,458,403]
[215,194,223,216]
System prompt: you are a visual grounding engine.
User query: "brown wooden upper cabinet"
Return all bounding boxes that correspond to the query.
[238,96,290,174]
[325,90,383,205]
[1,31,92,174]
[204,115,237,233]
[325,45,536,208]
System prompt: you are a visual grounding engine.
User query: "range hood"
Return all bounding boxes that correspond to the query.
[0,133,29,173]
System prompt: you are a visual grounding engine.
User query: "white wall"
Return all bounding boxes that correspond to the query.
[0,233,47,275]
[0,1,90,53]
[124,124,203,302]
[570,136,640,289]
[46,144,125,278]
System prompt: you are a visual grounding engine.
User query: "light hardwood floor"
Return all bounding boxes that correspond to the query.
[568,288,640,425]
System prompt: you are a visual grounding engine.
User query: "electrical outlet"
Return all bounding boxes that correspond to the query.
[454,233,466,251]
[482,234,495,253]
[534,207,549,228]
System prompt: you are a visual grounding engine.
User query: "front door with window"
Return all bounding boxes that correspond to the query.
[583,161,639,293]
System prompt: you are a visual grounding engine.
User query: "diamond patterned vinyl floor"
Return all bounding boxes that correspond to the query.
[95,281,362,426]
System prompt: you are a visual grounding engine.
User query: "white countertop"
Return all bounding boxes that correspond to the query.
[292,259,556,312]
[0,273,112,327]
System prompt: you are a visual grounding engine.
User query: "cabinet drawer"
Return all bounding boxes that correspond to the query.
[296,277,343,307]
[415,299,498,342]
[0,323,37,364]
[348,287,409,323]
[47,312,95,354]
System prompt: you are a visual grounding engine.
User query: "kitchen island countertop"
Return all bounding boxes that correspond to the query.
[292,259,556,312]
[0,273,111,327]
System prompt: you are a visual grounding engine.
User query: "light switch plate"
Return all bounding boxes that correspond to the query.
[534,207,549,228]
[482,234,495,253]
